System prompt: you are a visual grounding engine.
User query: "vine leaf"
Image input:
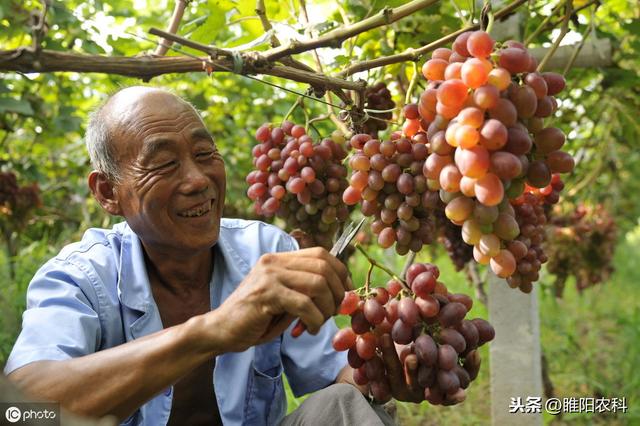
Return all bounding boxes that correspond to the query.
[0,98,34,116]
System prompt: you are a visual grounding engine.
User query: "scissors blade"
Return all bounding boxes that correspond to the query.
[290,218,366,338]
[330,217,366,258]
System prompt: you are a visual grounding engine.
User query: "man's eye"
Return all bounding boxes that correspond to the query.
[155,160,177,170]
[197,151,214,158]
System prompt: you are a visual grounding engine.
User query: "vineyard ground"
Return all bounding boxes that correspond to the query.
[0,226,638,425]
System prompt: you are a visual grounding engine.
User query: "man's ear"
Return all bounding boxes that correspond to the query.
[88,171,123,216]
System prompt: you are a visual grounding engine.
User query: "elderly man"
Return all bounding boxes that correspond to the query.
[4,87,420,425]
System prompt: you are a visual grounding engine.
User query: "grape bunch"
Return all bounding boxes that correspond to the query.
[497,192,549,293]
[473,174,563,293]
[527,173,565,211]
[546,204,617,296]
[361,82,396,138]
[342,130,436,255]
[246,122,350,249]
[0,171,41,223]
[0,171,19,208]
[332,262,494,405]
[418,30,574,281]
[437,208,474,271]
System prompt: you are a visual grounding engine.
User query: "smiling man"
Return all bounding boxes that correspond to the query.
[4,87,416,425]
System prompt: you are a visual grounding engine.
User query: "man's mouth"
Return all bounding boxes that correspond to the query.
[178,200,213,218]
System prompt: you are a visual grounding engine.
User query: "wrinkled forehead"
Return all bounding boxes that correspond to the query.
[103,88,206,154]
[105,88,199,130]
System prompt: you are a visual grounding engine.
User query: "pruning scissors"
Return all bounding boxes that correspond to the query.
[290,218,366,338]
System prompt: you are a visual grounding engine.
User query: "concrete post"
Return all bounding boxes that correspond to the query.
[529,38,613,70]
[488,273,543,426]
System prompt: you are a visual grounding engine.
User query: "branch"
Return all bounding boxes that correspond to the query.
[524,1,564,45]
[339,0,528,77]
[262,0,440,62]
[255,0,280,48]
[154,0,190,56]
[254,1,320,76]
[562,25,592,75]
[32,0,50,53]
[298,0,351,133]
[526,0,599,44]
[149,27,233,58]
[0,48,366,93]
[149,27,353,104]
[537,2,572,73]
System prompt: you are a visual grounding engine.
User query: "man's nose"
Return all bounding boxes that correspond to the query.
[180,160,209,194]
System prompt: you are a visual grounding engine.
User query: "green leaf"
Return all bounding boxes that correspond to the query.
[0,98,34,115]
[333,55,350,66]
[189,2,229,46]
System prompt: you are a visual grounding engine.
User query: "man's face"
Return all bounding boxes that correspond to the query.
[107,89,226,253]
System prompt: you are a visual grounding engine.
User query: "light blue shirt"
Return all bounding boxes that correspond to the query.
[4,219,347,425]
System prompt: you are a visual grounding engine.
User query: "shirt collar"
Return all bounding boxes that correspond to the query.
[115,220,251,314]
[117,223,154,314]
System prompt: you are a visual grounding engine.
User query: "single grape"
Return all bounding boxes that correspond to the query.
[439,328,467,354]
[438,344,458,370]
[467,30,494,58]
[398,297,420,326]
[364,298,386,325]
[356,332,377,360]
[339,291,361,315]
[415,295,440,318]
[391,319,414,344]
[332,328,357,351]
[490,249,517,278]
[415,334,438,366]
[438,302,467,328]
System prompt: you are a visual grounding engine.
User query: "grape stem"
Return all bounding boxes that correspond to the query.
[479,0,492,33]
[404,61,420,106]
[485,12,495,36]
[365,262,374,293]
[282,98,302,124]
[355,244,411,291]
[400,250,417,281]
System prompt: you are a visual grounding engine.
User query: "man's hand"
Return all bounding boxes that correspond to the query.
[335,334,427,404]
[379,334,424,403]
[208,247,351,352]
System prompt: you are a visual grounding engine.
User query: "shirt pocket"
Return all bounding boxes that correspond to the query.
[245,341,286,426]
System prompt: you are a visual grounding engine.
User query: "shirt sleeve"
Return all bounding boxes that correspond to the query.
[274,230,348,396]
[281,319,348,397]
[4,258,101,375]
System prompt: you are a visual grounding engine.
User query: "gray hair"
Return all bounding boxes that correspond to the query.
[85,101,122,184]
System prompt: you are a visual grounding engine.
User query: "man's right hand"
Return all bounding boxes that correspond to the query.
[7,247,350,421]
[202,247,351,352]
